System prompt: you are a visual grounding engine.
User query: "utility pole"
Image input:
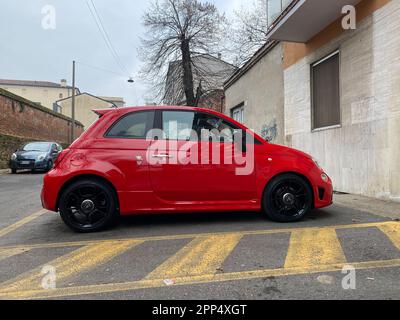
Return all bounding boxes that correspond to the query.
[71,60,76,143]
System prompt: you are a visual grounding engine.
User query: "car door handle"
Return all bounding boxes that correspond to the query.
[152,154,173,159]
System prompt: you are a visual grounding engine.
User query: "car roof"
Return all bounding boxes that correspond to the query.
[93,106,225,117]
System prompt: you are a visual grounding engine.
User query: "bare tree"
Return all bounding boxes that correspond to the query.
[139,0,227,106]
[229,0,270,65]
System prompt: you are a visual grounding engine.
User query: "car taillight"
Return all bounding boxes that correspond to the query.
[54,149,71,168]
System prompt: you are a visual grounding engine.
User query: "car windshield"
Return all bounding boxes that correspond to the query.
[22,143,51,152]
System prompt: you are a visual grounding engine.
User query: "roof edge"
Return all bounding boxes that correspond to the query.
[224,41,279,90]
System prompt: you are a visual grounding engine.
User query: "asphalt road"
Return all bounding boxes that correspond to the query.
[0,172,399,300]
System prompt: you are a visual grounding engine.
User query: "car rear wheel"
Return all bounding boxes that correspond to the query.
[11,169,17,174]
[263,174,313,223]
[59,179,119,233]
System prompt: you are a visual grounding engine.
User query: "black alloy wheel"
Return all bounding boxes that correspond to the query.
[263,173,313,222]
[59,179,118,232]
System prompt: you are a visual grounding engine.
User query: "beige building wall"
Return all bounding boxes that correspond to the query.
[59,94,114,129]
[284,0,400,200]
[224,44,285,145]
[0,84,77,110]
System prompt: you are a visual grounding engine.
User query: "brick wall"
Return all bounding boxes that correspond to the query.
[0,88,84,169]
[198,89,225,113]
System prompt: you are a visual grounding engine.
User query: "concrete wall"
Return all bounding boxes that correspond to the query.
[0,84,77,111]
[284,0,400,200]
[59,94,113,129]
[224,43,285,145]
[0,88,84,168]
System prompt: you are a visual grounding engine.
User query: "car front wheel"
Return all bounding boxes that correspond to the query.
[59,179,119,233]
[263,174,313,223]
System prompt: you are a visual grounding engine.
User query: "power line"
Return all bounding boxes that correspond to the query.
[86,0,130,76]
[75,60,129,78]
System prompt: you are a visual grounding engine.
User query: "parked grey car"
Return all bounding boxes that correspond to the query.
[9,142,63,174]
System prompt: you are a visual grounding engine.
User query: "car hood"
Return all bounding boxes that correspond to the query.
[267,143,313,160]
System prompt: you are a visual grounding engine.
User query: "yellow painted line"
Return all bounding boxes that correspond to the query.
[0,221,396,252]
[2,258,400,300]
[379,223,400,250]
[0,240,142,296]
[0,248,31,262]
[146,234,242,279]
[285,228,346,268]
[0,209,47,238]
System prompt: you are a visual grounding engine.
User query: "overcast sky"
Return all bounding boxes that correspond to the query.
[0,0,252,106]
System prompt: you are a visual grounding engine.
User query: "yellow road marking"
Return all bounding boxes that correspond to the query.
[0,209,47,238]
[379,223,400,250]
[2,259,399,300]
[285,228,346,268]
[0,240,142,295]
[0,248,31,262]
[146,234,242,279]
[0,221,396,252]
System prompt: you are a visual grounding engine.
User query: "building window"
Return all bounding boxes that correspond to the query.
[59,93,63,99]
[311,51,340,130]
[231,103,245,124]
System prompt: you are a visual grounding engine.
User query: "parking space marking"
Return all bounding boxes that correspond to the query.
[146,234,242,279]
[379,223,400,250]
[0,209,47,238]
[0,240,142,296]
[0,247,31,262]
[285,228,346,268]
[0,221,399,299]
[1,221,397,252]
[2,259,400,300]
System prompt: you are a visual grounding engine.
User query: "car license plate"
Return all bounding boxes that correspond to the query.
[21,161,30,165]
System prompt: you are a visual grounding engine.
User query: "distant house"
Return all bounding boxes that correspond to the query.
[99,96,125,108]
[0,79,80,111]
[164,54,237,112]
[56,93,122,129]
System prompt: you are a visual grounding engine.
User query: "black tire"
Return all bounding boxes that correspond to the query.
[46,160,53,172]
[11,169,17,174]
[59,178,119,233]
[263,173,313,223]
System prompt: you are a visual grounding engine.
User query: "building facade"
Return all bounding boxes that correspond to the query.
[164,54,237,112]
[56,93,119,129]
[0,79,80,111]
[224,0,400,201]
[224,42,285,145]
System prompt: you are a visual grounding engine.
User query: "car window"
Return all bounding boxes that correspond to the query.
[23,142,52,152]
[106,111,155,139]
[194,113,237,143]
[162,111,197,141]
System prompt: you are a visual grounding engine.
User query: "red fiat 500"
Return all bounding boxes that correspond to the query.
[41,106,333,232]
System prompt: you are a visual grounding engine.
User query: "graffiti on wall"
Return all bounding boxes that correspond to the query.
[261,118,278,142]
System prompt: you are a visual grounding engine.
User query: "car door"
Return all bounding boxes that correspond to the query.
[94,110,155,213]
[148,110,257,203]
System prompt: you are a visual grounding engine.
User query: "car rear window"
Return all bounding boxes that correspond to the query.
[105,111,155,139]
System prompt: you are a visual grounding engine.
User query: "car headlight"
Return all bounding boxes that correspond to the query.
[11,153,17,160]
[37,154,47,161]
[321,173,329,183]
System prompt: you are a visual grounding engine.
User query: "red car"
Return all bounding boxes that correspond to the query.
[41,106,333,232]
